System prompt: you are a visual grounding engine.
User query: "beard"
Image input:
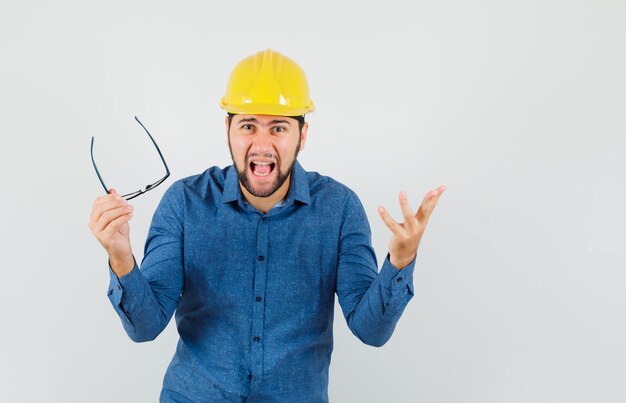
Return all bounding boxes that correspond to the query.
[229,137,301,198]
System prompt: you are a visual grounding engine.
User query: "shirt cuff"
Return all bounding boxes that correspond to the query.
[379,254,415,292]
[107,258,141,326]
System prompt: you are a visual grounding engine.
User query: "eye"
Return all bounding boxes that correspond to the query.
[240,124,254,131]
[272,126,287,133]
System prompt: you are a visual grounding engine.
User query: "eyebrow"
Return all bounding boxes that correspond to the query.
[237,117,292,126]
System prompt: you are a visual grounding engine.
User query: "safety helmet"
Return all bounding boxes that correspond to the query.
[220,49,315,116]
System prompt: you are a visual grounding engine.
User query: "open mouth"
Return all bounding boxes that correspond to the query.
[250,160,276,177]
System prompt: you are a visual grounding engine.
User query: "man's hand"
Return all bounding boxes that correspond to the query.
[378,185,446,269]
[88,188,135,277]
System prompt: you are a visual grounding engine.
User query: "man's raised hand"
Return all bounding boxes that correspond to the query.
[377,185,446,269]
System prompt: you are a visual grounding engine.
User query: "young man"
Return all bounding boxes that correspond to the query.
[89,49,445,402]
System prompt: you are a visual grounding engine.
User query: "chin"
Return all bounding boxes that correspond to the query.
[249,183,280,198]
[240,172,275,198]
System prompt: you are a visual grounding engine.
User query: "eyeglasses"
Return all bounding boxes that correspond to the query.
[90,116,170,200]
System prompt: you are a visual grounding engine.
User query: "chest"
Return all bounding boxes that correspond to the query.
[181,204,341,308]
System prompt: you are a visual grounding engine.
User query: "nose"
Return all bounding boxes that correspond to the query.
[250,128,274,153]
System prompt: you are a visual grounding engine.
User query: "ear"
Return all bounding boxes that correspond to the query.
[225,115,230,146]
[299,122,309,151]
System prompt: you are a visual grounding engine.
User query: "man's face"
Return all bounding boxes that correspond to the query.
[227,114,308,198]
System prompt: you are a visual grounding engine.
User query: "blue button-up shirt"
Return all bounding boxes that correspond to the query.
[107,161,415,402]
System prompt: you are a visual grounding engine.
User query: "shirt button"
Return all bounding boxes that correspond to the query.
[248,374,252,380]
[256,296,262,302]
[397,277,403,282]
[261,217,267,221]
[253,336,261,342]
[258,256,264,261]
[117,285,121,290]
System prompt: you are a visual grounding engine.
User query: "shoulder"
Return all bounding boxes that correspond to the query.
[159,165,232,203]
[177,166,229,190]
[301,169,370,234]
[303,167,362,207]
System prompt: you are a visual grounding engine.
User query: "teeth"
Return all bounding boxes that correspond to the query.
[251,160,273,177]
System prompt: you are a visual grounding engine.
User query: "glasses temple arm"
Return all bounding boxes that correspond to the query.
[90,137,110,194]
[135,116,170,174]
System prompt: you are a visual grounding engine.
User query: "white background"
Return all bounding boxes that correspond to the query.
[1,0,625,402]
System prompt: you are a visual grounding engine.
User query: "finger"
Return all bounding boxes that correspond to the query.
[377,205,403,235]
[95,188,119,204]
[416,186,446,223]
[94,206,133,234]
[415,203,427,224]
[398,191,417,231]
[102,210,133,234]
[90,197,129,225]
[427,185,446,210]
[94,191,123,207]
[92,205,134,233]
[415,191,437,223]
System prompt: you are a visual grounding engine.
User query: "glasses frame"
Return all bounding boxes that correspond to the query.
[90,116,170,200]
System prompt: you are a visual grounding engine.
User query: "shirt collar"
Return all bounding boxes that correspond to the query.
[285,161,311,206]
[222,165,242,204]
[222,161,311,207]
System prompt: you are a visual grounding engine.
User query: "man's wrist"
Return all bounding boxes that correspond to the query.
[389,254,416,270]
[109,253,135,278]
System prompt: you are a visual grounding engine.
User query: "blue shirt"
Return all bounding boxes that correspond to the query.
[107,161,415,402]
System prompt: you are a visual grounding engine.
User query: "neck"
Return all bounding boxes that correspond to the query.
[240,175,291,214]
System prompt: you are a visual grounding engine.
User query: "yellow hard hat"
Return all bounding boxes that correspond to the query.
[220,49,315,116]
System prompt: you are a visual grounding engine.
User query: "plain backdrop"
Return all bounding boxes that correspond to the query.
[1,0,625,402]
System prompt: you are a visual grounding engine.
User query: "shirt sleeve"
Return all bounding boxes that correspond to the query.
[335,190,415,347]
[106,182,185,342]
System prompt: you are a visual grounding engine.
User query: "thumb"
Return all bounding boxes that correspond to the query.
[108,188,117,195]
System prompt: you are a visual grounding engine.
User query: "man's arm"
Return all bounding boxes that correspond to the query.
[335,187,445,347]
[89,185,185,342]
